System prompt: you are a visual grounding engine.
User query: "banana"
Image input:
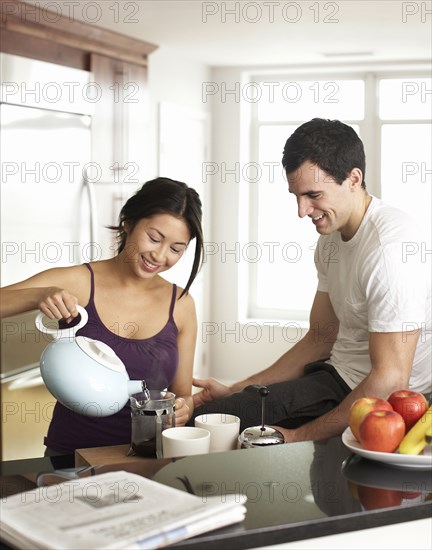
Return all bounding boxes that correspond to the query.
[398,405,432,455]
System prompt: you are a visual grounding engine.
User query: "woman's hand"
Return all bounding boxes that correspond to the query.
[174,397,191,426]
[192,377,231,408]
[38,287,79,323]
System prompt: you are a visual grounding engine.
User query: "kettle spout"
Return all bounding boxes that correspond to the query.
[127,379,150,399]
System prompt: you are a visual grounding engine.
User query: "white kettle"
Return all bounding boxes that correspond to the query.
[35,306,147,417]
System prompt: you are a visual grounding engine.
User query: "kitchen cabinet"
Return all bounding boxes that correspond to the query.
[1,378,54,460]
[1,0,157,187]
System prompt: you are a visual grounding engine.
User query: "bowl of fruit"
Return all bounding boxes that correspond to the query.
[342,390,432,470]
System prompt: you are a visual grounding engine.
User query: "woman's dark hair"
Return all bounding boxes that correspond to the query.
[282,118,366,188]
[110,177,204,297]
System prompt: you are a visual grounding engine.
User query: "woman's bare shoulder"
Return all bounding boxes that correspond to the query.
[173,285,196,324]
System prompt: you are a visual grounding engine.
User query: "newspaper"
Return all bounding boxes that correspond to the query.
[0,470,247,549]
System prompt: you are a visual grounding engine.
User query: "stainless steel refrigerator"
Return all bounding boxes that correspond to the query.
[0,53,97,460]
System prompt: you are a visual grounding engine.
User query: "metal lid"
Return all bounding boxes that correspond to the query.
[238,425,285,448]
[238,385,285,448]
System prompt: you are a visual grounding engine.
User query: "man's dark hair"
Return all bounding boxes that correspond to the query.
[282,118,366,188]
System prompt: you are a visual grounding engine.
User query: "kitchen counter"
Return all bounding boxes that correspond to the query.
[0,437,431,549]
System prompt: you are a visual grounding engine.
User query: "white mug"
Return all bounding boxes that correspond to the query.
[194,414,240,452]
[162,427,210,458]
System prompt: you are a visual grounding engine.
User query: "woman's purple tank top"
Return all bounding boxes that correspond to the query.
[44,264,179,453]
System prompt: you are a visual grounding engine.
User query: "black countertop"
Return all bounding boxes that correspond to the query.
[1,437,431,549]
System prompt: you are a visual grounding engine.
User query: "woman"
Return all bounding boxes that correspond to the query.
[0,177,204,454]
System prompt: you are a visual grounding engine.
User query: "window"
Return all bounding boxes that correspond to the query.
[246,71,431,323]
[379,78,432,240]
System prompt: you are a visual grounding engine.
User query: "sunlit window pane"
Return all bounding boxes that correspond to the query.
[379,78,432,120]
[254,126,318,317]
[381,124,432,243]
[257,80,364,122]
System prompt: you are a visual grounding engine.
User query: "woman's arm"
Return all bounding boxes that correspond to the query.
[0,267,83,320]
[169,291,197,426]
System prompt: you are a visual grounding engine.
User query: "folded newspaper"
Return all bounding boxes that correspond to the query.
[0,470,247,549]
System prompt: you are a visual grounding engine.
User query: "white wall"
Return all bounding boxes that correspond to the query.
[147,47,211,179]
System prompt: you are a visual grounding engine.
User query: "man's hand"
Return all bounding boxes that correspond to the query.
[192,378,231,408]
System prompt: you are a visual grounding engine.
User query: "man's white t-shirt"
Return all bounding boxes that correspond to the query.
[315,196,431,393]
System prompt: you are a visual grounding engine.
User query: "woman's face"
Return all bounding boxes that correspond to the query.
[123,213,190,278]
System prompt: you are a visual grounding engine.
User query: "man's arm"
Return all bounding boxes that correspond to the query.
[193,291,339,407]
[278,329,419,442]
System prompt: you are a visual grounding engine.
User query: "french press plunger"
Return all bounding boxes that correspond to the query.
[238,386,285,448]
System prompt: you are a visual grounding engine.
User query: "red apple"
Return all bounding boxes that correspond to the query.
[348,397,393,442]
[387,390,428,432]
[357,484,403,510]
[359,410,405,453]
[402,491,422,500]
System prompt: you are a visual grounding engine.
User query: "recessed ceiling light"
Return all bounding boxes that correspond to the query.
[322,51,374,57]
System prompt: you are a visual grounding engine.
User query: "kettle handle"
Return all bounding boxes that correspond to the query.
[35,305,88,339]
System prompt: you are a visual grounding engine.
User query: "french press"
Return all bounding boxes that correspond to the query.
[238,386,285,448]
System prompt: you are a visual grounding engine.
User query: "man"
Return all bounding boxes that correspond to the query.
[191,118,431,442]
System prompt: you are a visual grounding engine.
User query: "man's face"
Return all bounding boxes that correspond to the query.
[287,160,360,241]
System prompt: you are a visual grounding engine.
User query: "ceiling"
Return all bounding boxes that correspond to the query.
[29,1,431,66]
